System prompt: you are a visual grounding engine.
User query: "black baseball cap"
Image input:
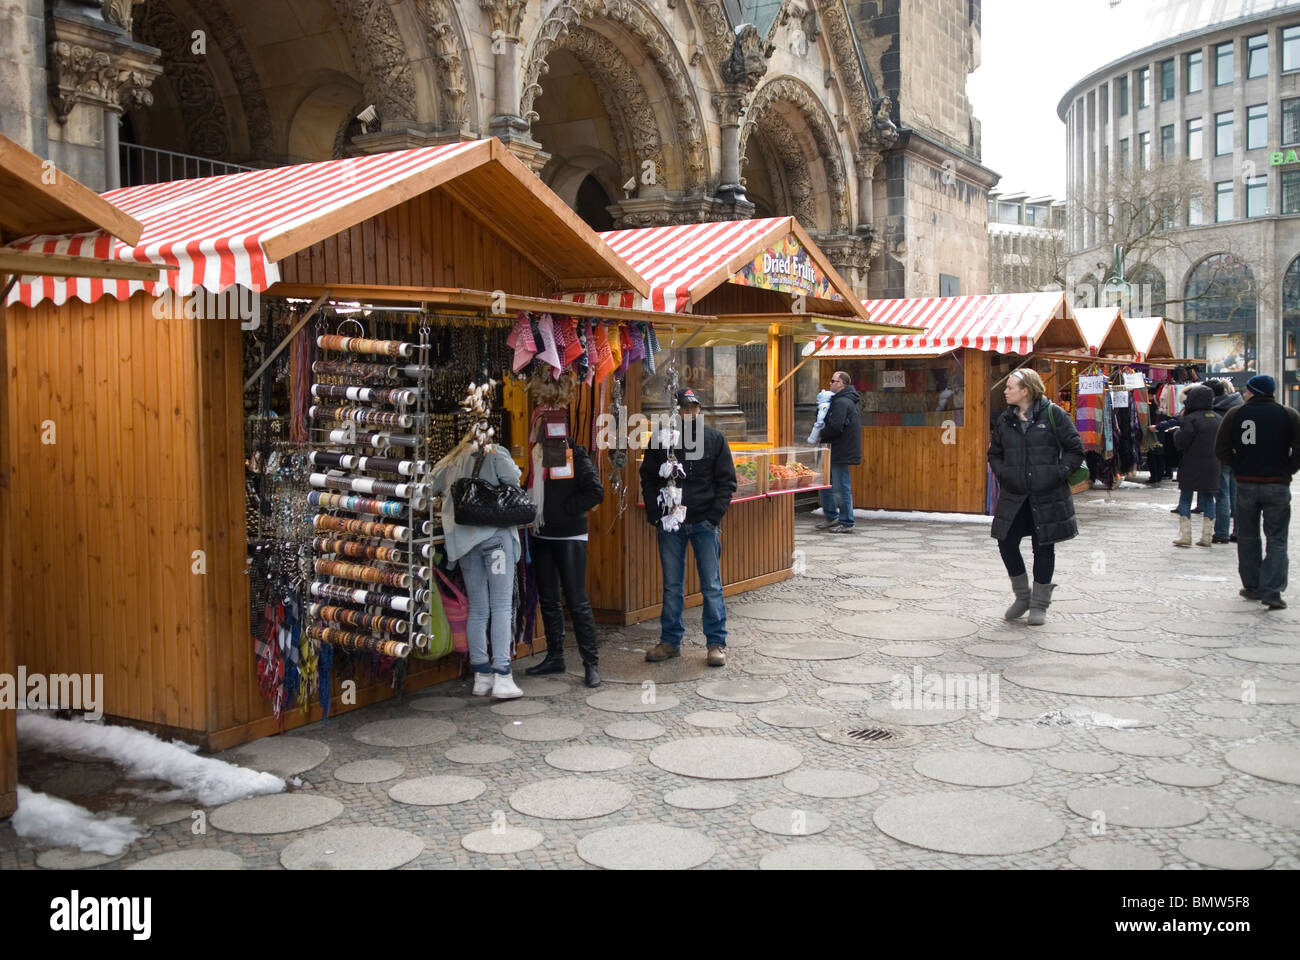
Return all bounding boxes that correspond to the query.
[676,388,701,406]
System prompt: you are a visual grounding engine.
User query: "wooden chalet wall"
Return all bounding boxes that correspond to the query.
[823,351,991,514]
[1,301,13,818]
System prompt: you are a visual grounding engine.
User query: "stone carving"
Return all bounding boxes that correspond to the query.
[689,0,733,65]
[48,42,118,123]
[134,0,229,157]
[329,0,418,127]
[871,95,899,150]
[102,0,137,32]
[811,0,894,157]
[478,0,528,38]
[719,23,768,89]
[418,0,472,132]
[194,1,275,157]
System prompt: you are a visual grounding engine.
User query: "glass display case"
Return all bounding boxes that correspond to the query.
[633,444,829,506]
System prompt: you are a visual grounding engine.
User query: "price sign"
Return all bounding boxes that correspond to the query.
[1123,372,1146,390]
[1078,375,1106,395]
[1111,390,1130,408]
[881,370,906,390]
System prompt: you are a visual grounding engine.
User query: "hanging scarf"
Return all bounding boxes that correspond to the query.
[576,319,591,383]
[591,322,616,384]
[640,322,658,374]
[508,311,538,372]
[536,313,562,375]
[606,322,623,371]
[559,316,585,369]
[256,601,286,726]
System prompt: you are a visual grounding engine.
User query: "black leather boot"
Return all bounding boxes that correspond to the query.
[583,663,601,687]
[525,650,566,675]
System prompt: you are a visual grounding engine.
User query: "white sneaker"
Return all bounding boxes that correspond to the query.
[471,672,494,696]
[492,671,524,699]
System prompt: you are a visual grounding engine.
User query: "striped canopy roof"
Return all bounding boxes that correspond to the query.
[5,138,649,308]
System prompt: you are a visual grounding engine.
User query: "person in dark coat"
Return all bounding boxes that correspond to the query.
[988,368,1084,625]
[816,370,862,533]
[1170,384,1222,548]
[1210,379,1244,542]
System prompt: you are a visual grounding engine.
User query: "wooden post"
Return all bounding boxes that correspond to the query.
[1,294,16,819]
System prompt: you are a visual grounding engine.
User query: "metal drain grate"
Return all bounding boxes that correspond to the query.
[816,724,921,749]
[846,727,895,742]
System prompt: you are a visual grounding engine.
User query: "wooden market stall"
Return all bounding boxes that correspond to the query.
[2,137,704,750]
[804,292,1087,515]
[0,133,159,818]
[1123,316,1178,363]
[561,217,912,623]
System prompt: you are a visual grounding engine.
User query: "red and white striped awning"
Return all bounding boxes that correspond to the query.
[5,140,485,308]
[808,292,1076,356]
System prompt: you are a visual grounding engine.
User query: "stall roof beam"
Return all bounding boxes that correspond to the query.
[0,249,160,282]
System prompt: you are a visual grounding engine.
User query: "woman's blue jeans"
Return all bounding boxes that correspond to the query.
[460,531,519,673]
[1177,488,1217,520]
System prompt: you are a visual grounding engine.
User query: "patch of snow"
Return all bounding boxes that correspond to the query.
[12,786,143,855]
[17,713,284,806]
[812,507,992,525]
[1174,575,1229,582]
[1034,707,1140,730]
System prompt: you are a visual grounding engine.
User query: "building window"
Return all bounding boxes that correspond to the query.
[1285,25,1300,72]
[1216,180,1234,221]
[1119,137,1130,171]
[1137,66,1151,108]
[1185,254,1258,386]
[1284,170,1300,213]
[1118,75,1129,115]
[1189,194,1205,225]
[939,274,961,297]
[1247,34,1269,78]
[1160,58,1175,100]
[1216,42,1234,85]
[1161,124,1175,162]
[1187,50,1204,92]
[1247,103,1268,151]
[998,201,1020,223]
[1100,85,1109,123]
[1284,98,1300,145]
[1246,176,1269,217]
[1187,117,1204,159]
[1139,131,1151,169]
[1216,110,1234,155]
[1160,193,1177,229]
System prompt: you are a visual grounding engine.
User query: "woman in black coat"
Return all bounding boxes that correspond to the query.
[987,368,1084,625]
[1170,384,1221,548]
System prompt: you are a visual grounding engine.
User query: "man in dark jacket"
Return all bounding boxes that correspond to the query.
[816,370,862,533]
[1210,379,1245,542]
[1214,374,1300,610]
[640,389,738,666]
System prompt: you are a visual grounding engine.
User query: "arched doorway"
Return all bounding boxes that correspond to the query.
[1284,255,1300,410]
[575,176,615,232]
[1183,254,1258,388]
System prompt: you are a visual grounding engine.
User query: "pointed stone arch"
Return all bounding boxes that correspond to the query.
[195,0,275,157]
[328,0,419,129]
[412,0,478,134]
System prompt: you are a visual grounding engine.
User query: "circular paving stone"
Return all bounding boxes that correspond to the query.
[867,703,968,726]
[1193,701,1257,719]
[751,807,831,836]
[1218,679,1300,704]
[1068,841,1162,871]
[1235,793,1300,829]
[461,825,545,854]
[817,686,873,702]
[388,775,486,806]
[697,679,788,704]
[873,792,1064,855]
[1045,752,1120,774]
[569,643,710,684]
[545,745,634,773]
[757,705,840,729]
[1004,660,1190,697]
[833,614,977,642]
[741,660,793,677]
[1095,732,1191,757]
[730,601,825,621]
[833,597,899,612]
[964,642,1031,659]
[1133,641,1206,659]
[649,736,803,780]
[444,744,513,765]
[585,688,680,713]
[140,802,193,826]
[1227,646,1300,664]
[1065,787,1208,828]
[36,848,124,869]
[515,677,572,696]
[508,777,632,820]
[228,737,330,777]
[211,795,342,835]
[500,717,585,742]
[878,642,946,658]
[1188,662,1250,677]
[1036,636,1121,655]
[1144,764,1223,787]
[931,660,985,674]
[1224,743,1300,784]
[752,621,816,635]
[663,786,738,810]
[759,845,876,870]
[333,759,405,784]
[1164,618,1240,637]
[491,700,549,716]
[812,662,898,685]
[1183,595,1261,613]
[782,768,879,798]
[1191,718,1263,738]
[1175,636,1235,649]
[576,824,715,870]
[842,576,895,588]
[352,718,456,748]
[990,702,1050,720]
[1022,619,1092,635]
[684,710,743,728]
[883,585,940,600]
[125,850,245,870]
[1051,599,1114,615]
[755,638,865,660]
[408,696,467,713]
[1179,839,1274,871]
[973,725,1061,749]
[280,826,423,870]
[913,751,1034,787]
[604,720,665,741]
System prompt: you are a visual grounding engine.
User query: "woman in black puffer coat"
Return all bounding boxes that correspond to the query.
[988,369,1085,625]
[1170,384,1221,548]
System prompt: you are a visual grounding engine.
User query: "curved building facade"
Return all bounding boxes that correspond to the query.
[1059,0,1300,408]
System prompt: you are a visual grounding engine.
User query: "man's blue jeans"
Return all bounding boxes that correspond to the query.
[657,521,726,649]
[1214,465,1237,538]
[1236,481,1291,601]
[1177,488,1216,520]
[818,463,855,528]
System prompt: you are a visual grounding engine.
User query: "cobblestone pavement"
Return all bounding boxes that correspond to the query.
[4,481,1299,870]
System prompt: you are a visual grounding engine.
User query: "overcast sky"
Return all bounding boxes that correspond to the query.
[967,0,1156,198]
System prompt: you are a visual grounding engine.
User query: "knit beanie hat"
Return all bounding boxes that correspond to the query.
[1246,374,1276,397]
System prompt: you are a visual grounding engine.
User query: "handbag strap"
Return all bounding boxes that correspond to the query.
[431,564,466,605]
[471,450,488,479]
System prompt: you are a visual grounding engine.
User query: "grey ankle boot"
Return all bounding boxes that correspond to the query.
[1027,582,1055,626]
[1004,573,1032,620]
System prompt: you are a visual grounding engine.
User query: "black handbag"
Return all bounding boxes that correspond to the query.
[451,451,537,527]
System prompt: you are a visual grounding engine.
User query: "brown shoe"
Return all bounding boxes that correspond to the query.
[645,642,681,662]
[706,645,726,667]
